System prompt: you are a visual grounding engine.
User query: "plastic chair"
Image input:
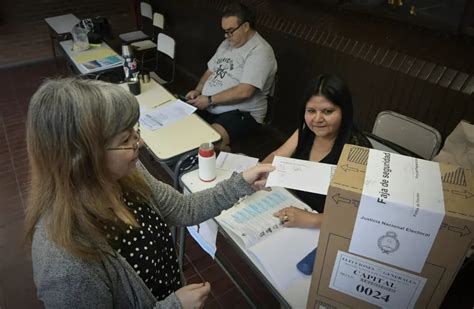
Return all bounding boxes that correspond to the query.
[372,110,442,160]
[364,132,422,158]
[131,13,165,52]
[119,2,153,44]
[147,33,176,85]
[263,73,278,125]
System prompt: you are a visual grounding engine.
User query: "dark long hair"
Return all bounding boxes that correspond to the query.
[294,74,355,162]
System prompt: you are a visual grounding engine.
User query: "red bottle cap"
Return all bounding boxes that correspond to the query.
[199,143,214,157]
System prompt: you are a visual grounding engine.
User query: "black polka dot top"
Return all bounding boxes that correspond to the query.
[105,191,182,300]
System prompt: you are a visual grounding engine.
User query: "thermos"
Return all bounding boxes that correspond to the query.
[198,142,216,182]
[122,44,138,80]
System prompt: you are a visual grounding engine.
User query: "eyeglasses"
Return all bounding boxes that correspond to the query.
[107,123,141,151]
[223,22,245,37]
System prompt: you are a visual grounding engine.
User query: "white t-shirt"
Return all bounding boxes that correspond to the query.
[202,32,277,123]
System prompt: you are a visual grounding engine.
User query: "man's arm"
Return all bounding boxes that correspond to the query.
[187,83,256,110]
[185,69,213,99]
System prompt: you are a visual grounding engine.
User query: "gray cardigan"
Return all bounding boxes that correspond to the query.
[32,166,255,308]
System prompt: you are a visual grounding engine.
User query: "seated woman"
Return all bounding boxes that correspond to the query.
[25,78,273,308]
[262,74,371,228]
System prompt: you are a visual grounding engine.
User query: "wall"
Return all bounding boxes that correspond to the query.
[0,0,135,66]
[153,0,474,140]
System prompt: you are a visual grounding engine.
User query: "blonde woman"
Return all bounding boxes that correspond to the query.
[25,78,273,308]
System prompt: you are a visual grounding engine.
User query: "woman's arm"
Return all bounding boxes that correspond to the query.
[140,165,273,227]
[262,130,299,163]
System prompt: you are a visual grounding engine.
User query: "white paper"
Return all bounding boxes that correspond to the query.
[140,99,197,131]
[330,251,426,309]
[216,187,319,290]
[187,219,218,259]
[349,150,444,272]
[216,152,259,173]
[249,227,319,290]
[216,187,315,248]
[265,156,335,195]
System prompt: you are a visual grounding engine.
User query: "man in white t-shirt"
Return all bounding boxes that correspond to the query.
[186,2,277,151]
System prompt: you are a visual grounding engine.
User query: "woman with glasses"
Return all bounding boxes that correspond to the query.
[25,78,274,308]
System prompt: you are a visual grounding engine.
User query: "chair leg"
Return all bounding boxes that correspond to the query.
[178,227,186,268]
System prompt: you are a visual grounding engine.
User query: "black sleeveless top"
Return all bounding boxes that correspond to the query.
[291,129,371,213]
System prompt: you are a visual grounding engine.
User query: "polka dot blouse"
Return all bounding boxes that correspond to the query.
[106,191,181,300]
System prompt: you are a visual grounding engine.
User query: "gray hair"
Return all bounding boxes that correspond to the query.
[27,77,140,178]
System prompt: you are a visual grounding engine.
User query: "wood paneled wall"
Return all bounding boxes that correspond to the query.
[154,0,474,139]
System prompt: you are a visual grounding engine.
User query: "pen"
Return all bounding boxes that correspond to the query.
[152,98,173,108]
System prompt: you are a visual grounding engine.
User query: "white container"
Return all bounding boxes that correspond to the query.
[198,143,216,182]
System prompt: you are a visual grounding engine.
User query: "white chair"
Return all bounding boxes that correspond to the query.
[119,2,153,44]
[372,110,442,160]
[147,33,176,85]
[131,13,165,52]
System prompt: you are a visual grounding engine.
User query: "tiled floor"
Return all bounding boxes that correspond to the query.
[0,37,277,309]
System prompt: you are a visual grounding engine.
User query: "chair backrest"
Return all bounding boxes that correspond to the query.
[140,2,153,20]
[152,12,165,29]
[372,110,442,160]
[364,132,421,158]
[264,73,278,125]
[157,33,175,59]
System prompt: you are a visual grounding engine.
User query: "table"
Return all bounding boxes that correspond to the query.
[59,40,123,78]
[44,14,80,65]
[119,79,221,184]
[180,168,313,308]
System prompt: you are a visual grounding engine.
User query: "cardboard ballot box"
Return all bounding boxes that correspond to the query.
[307,145,473,309]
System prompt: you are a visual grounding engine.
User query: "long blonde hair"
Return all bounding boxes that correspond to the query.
[25,78,150,260]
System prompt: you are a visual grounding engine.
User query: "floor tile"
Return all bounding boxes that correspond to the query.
[215,288,253,309]
[199,263,235,297]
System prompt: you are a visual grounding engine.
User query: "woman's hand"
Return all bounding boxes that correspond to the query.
[242,164,275,190]
[175,282,211,309]
[273,206,322,229]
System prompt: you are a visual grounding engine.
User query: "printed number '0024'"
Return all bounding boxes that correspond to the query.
[355,284,390,302]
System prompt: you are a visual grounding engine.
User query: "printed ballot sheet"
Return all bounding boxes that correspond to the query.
[265,156,336,194]
[349,150,444,272]
[216,187,311,248]
[216,152,259,173]
[140,99,197,131]
[216,187,319,289]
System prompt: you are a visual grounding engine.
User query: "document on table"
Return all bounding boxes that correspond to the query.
[186,219,219,259]
[140,99,197,130]
[249,226,319,291]
[216,187,319,290]
[265,156,336,195]
[216,187,315,248]
[216,152,259,173]
[72,48,119,63]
